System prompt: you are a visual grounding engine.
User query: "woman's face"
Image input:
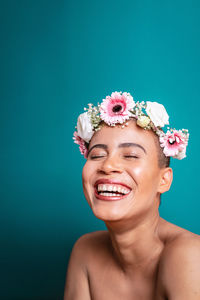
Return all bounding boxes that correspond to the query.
[82,120,168,223]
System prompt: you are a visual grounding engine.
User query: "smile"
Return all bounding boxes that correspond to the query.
[94,179,132,201]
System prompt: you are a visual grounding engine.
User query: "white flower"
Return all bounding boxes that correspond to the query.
[76,112,94,143]
[146,101,169,128]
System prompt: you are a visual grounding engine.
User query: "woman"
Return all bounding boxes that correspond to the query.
[64,92,200,300]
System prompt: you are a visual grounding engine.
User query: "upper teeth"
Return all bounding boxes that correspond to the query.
[97,184,130,194]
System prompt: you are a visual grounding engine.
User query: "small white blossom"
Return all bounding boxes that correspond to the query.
[136,116,151,128]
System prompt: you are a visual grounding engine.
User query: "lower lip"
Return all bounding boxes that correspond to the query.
[94,189,131,201]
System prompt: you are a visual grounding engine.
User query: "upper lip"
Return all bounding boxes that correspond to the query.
[94,179,132,190]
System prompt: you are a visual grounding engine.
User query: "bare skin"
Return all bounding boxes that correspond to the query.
[64,121,200,300]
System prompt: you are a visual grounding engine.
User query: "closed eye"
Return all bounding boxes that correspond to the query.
[124,155,139,159]
[90,155,106,160]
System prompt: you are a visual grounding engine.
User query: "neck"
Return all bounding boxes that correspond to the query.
[105,211,163,274]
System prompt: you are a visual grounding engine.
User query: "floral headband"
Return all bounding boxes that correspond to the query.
[73,91,189,160]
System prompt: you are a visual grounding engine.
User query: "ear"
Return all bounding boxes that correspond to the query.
[158,167,173,194]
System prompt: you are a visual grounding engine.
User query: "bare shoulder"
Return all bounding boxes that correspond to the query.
[160,231,200,269]
[75,230,110,246]
[159,224,200,299]
[72,230,110,254]
[64,231,109,300]
[160,225,200,264]
[68,230,110,268]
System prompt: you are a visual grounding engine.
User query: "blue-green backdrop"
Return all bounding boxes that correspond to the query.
[1,0,200,299]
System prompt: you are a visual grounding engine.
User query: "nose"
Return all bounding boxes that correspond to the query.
[98,155,123,175]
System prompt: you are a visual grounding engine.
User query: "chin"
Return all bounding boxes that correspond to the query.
[89,201,130,222]
[93,211,124,222]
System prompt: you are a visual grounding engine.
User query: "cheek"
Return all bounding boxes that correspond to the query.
[127,163,160,188]
[82,162,90,191]
[82,162,94,204]
[82,162,88,183]
[82,160,94,180]
[127,164,147,182]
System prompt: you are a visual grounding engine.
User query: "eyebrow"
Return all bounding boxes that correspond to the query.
[87,142,146,156]
[118,143,146,153]
[87,144,107,156]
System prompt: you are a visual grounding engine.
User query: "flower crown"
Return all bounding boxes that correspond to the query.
[73,91,189,160]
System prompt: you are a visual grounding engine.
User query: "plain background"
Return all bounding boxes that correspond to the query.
[1,0,200,299]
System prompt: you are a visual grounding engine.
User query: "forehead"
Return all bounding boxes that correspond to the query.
[89,120,157,151]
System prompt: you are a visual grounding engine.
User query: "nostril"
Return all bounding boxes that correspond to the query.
[97,156,123,174]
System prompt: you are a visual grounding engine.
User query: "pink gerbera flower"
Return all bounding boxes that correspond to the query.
[73,131,88,158]
[160,130,189,158]
[99,91,135,125]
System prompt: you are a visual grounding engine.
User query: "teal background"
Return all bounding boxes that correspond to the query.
[1,0,200,299]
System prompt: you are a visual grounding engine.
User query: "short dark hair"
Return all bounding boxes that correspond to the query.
[152,131,170,168]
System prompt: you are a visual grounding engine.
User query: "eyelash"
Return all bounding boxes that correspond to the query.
[90,155,139,160]
[124,155,139,159]
[90,155,105,159]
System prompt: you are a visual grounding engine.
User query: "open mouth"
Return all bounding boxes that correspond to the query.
[94,181,132,201]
